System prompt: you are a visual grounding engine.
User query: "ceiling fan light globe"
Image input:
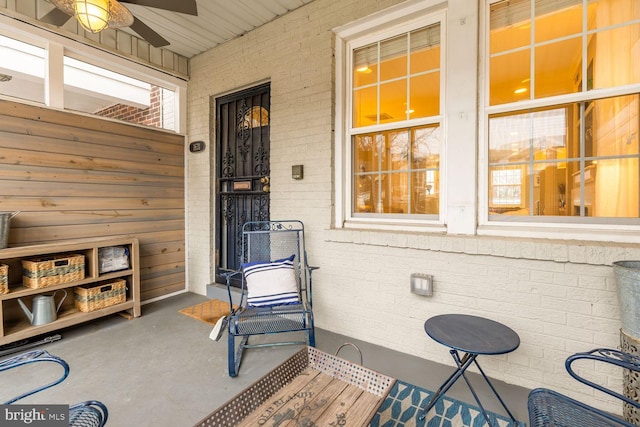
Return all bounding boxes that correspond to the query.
[73,0,109,33]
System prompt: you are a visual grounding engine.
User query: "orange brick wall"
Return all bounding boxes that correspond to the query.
[95,86,162,127]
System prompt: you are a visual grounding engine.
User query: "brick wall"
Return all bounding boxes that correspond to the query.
[186,0,640,414]
[95,86,163,128]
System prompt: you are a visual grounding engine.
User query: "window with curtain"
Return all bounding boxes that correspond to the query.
[486,0,640,222]
[350,19,444,218]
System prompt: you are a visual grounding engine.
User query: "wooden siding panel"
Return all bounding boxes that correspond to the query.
[0,180,184,198]
[0,115,184,156]
[0,101,182,143]
[7,210,184,227]
[11,220,185,243]
[0,99,186,301]
[0,196,183,211]
[0,131,184,167]
[0,146,184,177]
[0,165,184,187]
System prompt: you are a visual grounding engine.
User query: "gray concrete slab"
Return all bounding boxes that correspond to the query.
[0,293,531,426]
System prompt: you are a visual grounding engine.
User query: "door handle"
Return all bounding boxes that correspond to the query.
[262,185,270,193]
[260,176,269,184]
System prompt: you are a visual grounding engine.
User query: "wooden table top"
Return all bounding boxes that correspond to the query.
[237,367,385,426]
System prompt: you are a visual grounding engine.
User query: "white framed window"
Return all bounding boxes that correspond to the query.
[335,4,446,229]
[483,0,640,227]
[0,24,185,133]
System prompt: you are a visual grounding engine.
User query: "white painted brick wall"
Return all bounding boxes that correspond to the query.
[186,0,640,415]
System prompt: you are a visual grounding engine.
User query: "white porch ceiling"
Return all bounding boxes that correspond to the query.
[108,0,316,59]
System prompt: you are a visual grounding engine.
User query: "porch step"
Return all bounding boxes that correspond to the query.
[206,283,241,306]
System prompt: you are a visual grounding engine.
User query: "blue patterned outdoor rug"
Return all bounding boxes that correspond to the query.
[370,380,526,427]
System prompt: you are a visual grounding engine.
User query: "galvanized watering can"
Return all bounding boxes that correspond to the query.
[17,289,67,326]
[0,211,20,249]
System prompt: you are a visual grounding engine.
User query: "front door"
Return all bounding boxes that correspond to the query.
[214,83,270,283]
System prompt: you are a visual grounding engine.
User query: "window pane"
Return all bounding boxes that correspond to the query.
[591,24,640,90]
[388,172,409,213]
[380,79,407,124]
[354,43,378,88]
[534,0,582,43]
[353,125,440,215]
[410,73,440,118]
[354,134,383,178]
[489,111,534,164]
[591,158,639,217]
[490,0,531,53]
[535,37,581,98]
[587,0,640,30]
[412,125,441,169]
[490,97,639,219]
[411,170,439,214]
[354,174,379,213]
[490,49,531,105]
[410,25,440,74]
[353,85,377,127]
[380,35,407,81]
[411,125,440,214]
[0,35,45,105]
[589,96,639,158]
[385,130,409,172]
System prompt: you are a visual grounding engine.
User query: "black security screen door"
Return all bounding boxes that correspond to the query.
[215,83,270,283]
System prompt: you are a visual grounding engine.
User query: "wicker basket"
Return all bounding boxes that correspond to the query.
[74,279,126,313]
[22,254,85,289]
[0,264,8,295]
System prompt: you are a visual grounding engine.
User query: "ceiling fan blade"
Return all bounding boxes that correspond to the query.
[40,7,72,26]
[129,17,170,48]
[120,0,197,16]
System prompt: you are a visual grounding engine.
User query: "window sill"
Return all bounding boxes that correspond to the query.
[342,219,447,234]
[325,223,640,266]
[478,222,640,245]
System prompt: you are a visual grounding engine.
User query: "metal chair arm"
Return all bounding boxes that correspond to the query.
[566,348,640,409]
[0,349,70,404]
[221,269,244,310]
[220,269,242,282]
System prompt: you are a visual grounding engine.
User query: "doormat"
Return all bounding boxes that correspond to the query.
[371,380,525,427]
[179,299,233,326]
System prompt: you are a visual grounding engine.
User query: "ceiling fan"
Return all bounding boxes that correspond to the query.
[40,0,198,48]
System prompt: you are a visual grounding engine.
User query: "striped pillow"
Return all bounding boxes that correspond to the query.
[242,255,300,307]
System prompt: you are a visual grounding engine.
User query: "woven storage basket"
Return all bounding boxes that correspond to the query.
[0,264,7,295]
[74,279,126,313]
[22,254,85,289]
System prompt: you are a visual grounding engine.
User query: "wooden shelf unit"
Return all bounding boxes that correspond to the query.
[0,236,141,346]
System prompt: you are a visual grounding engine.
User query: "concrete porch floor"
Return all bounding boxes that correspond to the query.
[0,292,531,426]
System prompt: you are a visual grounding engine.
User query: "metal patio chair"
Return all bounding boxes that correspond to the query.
[222,220,317,377]
[0,349,108,426]
[528,348,640,427]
